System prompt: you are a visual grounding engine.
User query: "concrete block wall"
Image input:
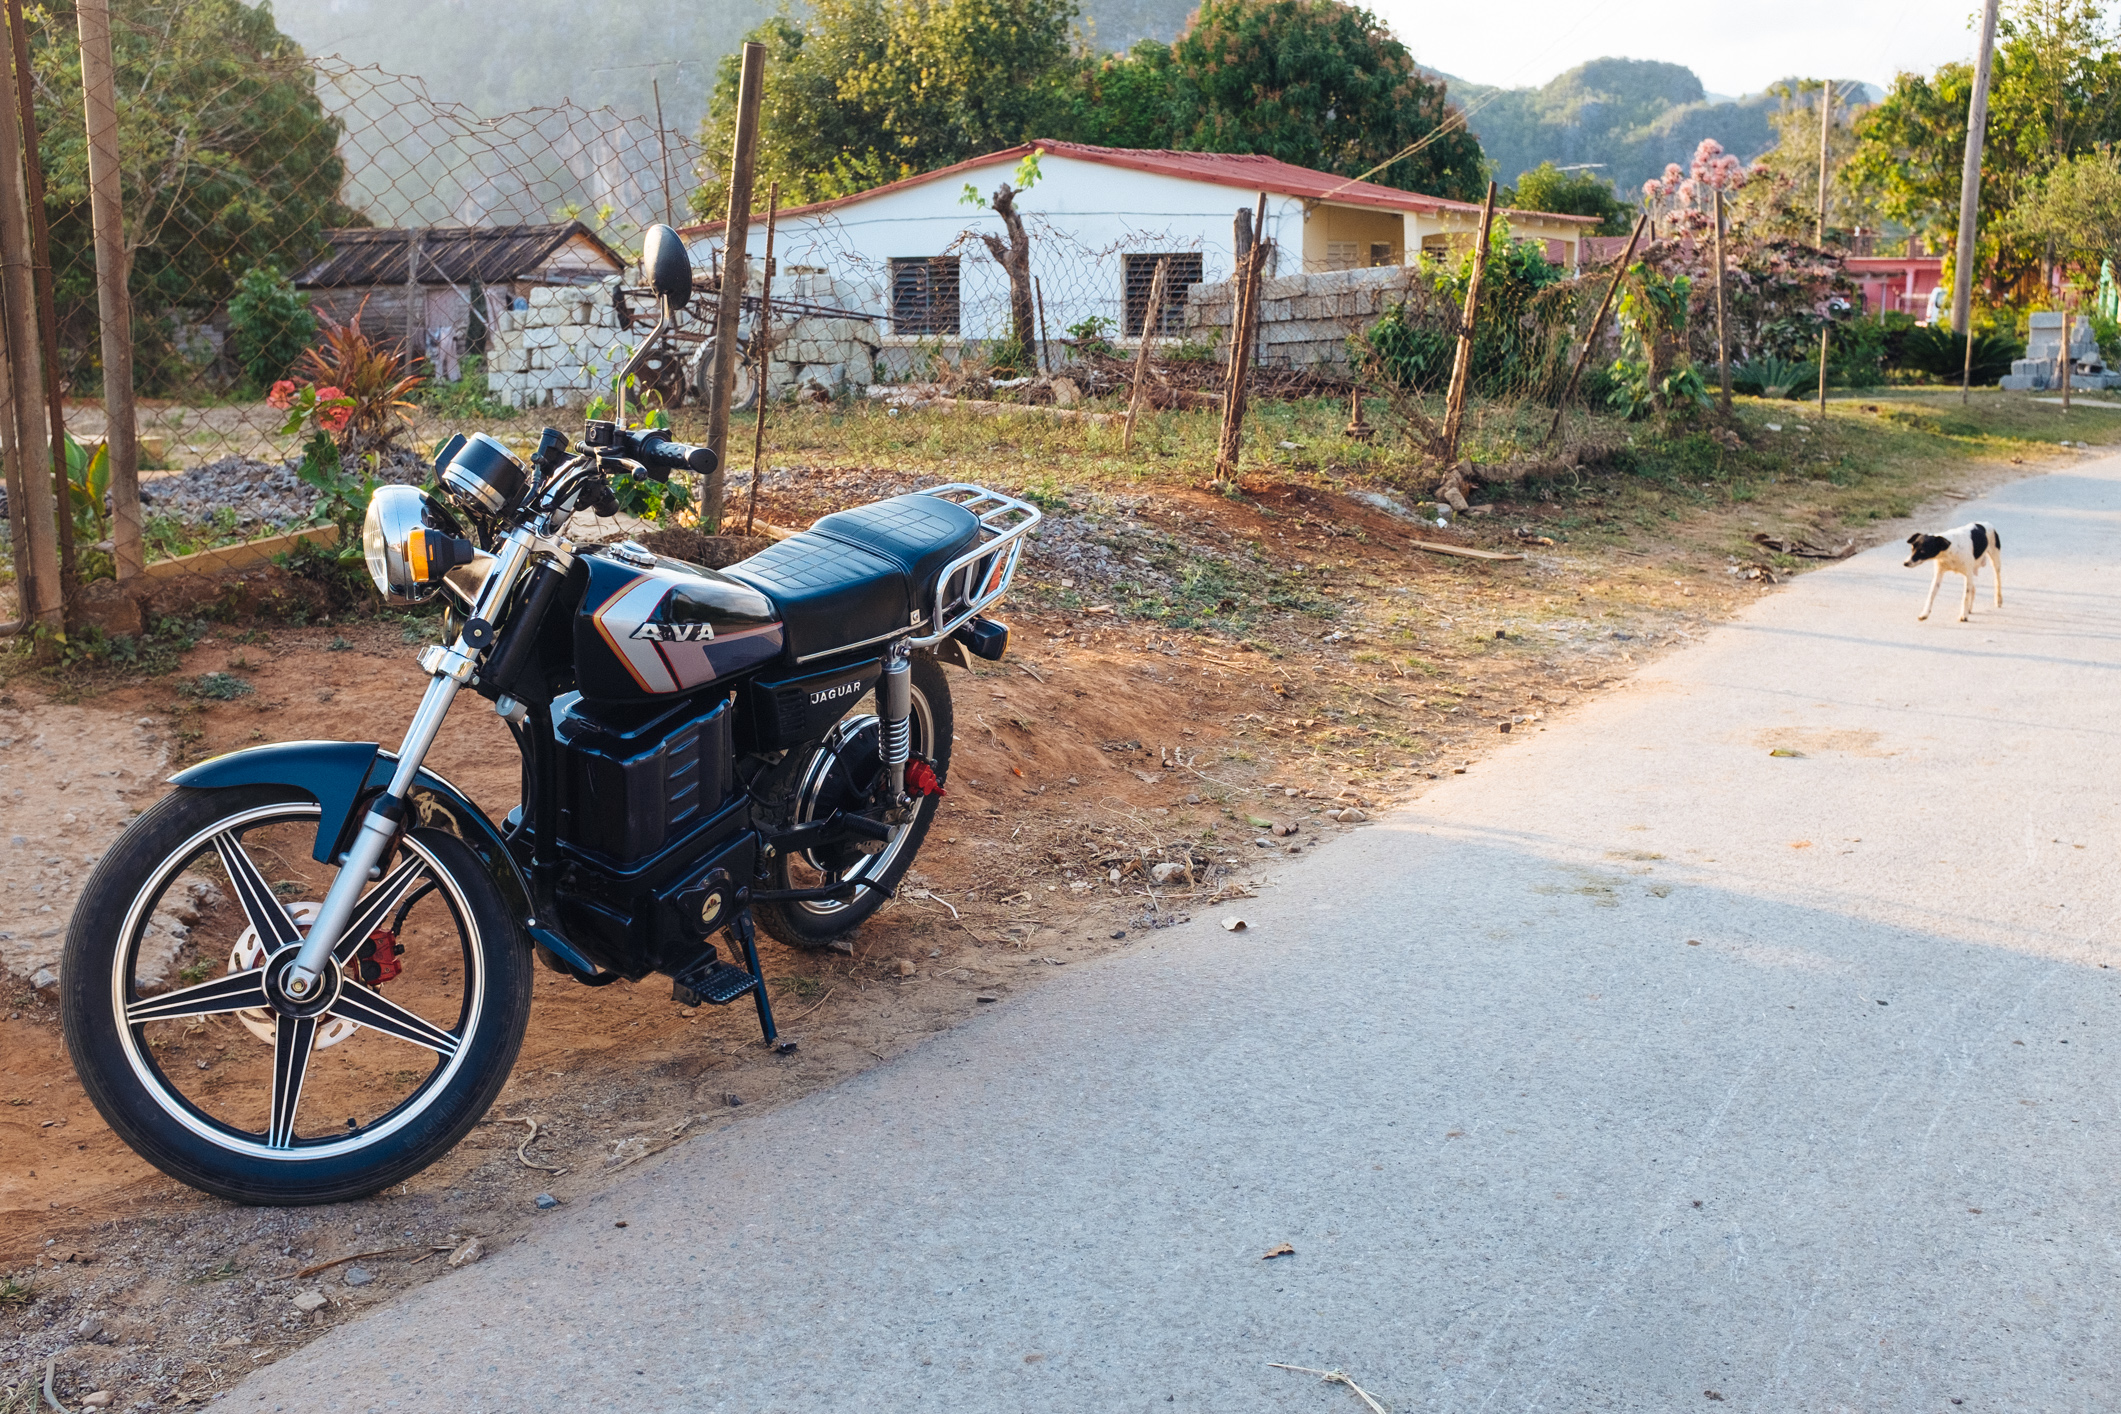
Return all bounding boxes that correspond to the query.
[485,279,626,409]
[1184,265,1426,370]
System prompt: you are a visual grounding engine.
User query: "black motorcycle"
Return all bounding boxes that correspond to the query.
[59,227,1037,1205]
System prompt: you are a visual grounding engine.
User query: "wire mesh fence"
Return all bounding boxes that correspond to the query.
[1,14,709,635]
[0,7,1660,641]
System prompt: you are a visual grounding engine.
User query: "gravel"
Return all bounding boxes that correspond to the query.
[134,448,433,531]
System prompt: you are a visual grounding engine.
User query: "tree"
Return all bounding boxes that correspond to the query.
[2009,145,2121,278]
[1067,0,1484,201]
[1844,0,2121,301]
[1507,162,1630,233]
[965,175,1037,361]
[29,0,355,388]
[696,0,1078,215]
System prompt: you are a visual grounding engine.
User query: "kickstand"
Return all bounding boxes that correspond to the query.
[731,907,783,1048]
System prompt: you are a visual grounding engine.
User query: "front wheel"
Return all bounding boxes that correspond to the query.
[61,785,533,1206]
[754,653,954,950]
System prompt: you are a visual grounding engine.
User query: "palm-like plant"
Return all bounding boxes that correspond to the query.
[295,301,425,455]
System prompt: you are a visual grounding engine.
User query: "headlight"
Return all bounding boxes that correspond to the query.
[363,485,481,606]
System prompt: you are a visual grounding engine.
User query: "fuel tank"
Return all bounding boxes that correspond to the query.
[573,542,785,701]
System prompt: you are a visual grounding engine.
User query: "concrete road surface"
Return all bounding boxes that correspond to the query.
[232,463,2121,1412]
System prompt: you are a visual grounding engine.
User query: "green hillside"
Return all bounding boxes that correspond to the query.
[1446,57,1791,196]
[271,0,1200,140]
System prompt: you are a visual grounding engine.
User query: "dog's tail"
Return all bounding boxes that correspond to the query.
[1991,527,2001,551]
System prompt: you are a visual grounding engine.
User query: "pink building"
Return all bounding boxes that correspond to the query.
[1846,255,1945,322]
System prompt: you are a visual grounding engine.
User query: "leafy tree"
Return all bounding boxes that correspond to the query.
[1506,162,1630,233]
[1844,0,2121,303]
[29,0,356,390]
[2009,145,2121,277]
[1067,0,1484,201]
[696,0,1077,215]
[227,266,317,390]
[1164,0,1480,199]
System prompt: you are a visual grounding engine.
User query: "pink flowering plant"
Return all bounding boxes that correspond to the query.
[271,378,375,554]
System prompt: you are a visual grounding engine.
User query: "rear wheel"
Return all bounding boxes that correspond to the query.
[754,653,954,950]
[60,785,532,1206]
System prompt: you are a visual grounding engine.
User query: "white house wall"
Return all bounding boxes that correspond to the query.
[690,154,1304,367]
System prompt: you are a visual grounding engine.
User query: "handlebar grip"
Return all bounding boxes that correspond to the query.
[634,431,718,476]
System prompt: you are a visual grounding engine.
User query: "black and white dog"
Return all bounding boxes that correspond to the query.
[1905,522,2003,622]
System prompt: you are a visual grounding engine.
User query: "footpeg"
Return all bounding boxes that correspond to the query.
[669,910,781,1045]
[672,960,760,1007]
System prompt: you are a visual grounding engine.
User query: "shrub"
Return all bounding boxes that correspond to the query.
[227,268,316,391]
[1731,355,1812,399]
[1895,326,2024,385]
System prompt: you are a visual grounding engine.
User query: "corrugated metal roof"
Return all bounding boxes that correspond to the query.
[682,140,1602,236]
[296,221,625,288]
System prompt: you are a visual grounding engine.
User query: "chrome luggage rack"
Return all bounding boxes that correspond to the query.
[909,483,1042,649]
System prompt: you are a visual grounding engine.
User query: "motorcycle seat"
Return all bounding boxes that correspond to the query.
[726,493,982,661]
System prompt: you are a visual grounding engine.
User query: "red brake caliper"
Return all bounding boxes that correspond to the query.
[904,759,946,799]
[354,929,405,986]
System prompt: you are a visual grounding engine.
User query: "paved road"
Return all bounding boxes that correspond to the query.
[233,464,2121,1412]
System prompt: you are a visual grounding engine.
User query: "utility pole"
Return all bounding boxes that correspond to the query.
[706,40,766,533]
[1952,0,2003,403]
[1817,79,1833,417]
[75,0,140,584]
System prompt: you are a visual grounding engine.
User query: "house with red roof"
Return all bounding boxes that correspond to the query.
[683,140,1598,377]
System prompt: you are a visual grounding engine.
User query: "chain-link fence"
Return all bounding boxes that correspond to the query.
[1,7,708,637]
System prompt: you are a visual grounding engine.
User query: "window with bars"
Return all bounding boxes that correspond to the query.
[1121,252,1205,337]
[890,256,961,335]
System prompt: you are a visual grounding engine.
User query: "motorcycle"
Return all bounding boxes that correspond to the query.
[58,226,1038,1205]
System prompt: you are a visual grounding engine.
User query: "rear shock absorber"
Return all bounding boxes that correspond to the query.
[879,638,912,802]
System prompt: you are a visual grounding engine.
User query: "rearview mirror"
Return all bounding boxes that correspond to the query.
[641,224,691,309]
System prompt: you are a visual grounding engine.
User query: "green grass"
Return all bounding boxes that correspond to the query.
[181,671,253,700]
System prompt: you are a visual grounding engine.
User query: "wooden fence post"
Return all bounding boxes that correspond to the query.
[1034,276,1051,374]
[405,228,423,362]
[8,0,73,612]
[1816,79,1832,417]
[1714,189,1732,412]
[0,8,58,634]
[1541,214,1646,448]
[75,0,140,584]
[744,183,779,537]
[1440,182,1499,466]
[706,40,766,533]
[1214,193,1269,484]
[1123,257,1169,452]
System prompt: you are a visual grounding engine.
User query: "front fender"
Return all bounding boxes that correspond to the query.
[172,740,379,863]
[170,740,604,978]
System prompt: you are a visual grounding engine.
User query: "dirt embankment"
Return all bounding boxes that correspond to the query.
[0,463,1884,1408]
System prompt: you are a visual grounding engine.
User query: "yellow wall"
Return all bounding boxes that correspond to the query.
[1302,204,1406,271]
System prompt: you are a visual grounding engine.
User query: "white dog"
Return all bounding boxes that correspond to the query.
[1904,522,2002,622]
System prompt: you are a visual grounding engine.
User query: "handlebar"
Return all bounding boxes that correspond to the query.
[581,420,718,480]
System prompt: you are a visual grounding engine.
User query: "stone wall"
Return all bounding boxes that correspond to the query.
[1183,264,1424,370]
[482,273,883,408]
[485,280,625,410]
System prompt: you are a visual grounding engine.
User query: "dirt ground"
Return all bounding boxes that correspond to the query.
[0,442,2043,1409]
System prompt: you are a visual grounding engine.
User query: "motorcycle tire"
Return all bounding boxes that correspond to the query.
[754,652,954,951]
[61,784,533,1206]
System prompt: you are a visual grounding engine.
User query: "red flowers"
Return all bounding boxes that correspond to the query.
[267,379,297,409]
[313,386,352,432]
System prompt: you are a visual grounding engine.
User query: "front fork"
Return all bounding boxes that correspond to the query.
[280,649,471,1001]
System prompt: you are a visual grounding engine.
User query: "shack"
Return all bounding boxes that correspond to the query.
[295,222,626,358]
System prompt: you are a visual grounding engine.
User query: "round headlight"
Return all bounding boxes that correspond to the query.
[440,432,527,515]
[363,485,466,606]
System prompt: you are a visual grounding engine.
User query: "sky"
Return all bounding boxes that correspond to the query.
[1380,0,1978,97]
